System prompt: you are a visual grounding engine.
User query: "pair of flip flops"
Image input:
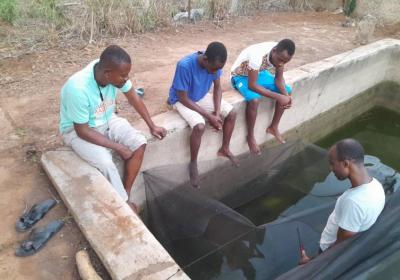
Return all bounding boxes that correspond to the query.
[15,199,64,257]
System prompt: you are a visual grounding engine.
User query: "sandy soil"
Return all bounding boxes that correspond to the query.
[0,11,398,279]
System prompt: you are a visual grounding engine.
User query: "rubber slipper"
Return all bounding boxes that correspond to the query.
[15,199,57,232]
[15,220,64,257]
[135,87,144,97]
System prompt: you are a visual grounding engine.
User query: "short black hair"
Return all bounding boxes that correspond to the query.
[99,45,131,68]
[205,42,227,64]
[335,138,365,164]
[276,39,295,56]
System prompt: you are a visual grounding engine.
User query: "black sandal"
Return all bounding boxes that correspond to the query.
[15,220,64,257]
[15,199,57,232]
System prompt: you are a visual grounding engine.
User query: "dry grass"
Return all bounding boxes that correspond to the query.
[0,0,289,58]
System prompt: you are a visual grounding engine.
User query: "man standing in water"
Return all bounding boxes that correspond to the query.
[300,138,385,264]
[60,45,166,212]
[168,42,238,187]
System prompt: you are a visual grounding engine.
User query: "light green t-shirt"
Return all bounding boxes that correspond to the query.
[59,59,132,134]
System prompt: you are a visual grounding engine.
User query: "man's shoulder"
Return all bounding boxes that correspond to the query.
[340,181,383,209]
[351,178,384,198]
[63,60,97,93]
[177,52,197,68]
[247,41,277,51]
[63,74,89,94]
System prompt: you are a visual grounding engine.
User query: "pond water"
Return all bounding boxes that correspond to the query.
[236,106,400,225]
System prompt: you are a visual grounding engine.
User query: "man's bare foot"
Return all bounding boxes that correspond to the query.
[247,135,261,155]
[128,202,139,214]
[266,127,286,144]
[189,161,200,188]
[218,148,239,167]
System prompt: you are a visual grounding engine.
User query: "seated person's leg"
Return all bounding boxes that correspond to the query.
[258,70,292,144]
[197,94,239,165]
[231,76,262,155]
[107,116,147,195]
[257,70,292,95]
[174,102,206,187]
[63,129,128,202]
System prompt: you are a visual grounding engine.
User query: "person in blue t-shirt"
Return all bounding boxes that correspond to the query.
[60,45,166,212]
[168,42,238,187]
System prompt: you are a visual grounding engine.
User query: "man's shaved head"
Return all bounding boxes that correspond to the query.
[99,45,131,69]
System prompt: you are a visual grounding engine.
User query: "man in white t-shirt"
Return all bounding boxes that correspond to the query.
[299,139,385,264]
[231,39,295,154]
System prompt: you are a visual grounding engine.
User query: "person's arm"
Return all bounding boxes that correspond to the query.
[65,85,135,160]
[248,69,291,106]
[274,66,289,96]
[212,77,222,117]
[74,123,133,160]
[300,203,359,265]
[177,91,222,130]
[124,89,166,139]
[275,66,291,109]
[332,227,357,247]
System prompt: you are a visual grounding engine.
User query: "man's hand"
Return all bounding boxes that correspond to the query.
[207,113,222,131]
[115,144,134,161]
[150,125,167,140]
[299,249,311,265]
[282,95,292,109]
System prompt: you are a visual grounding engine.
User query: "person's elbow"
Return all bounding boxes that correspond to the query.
[336,227,358,243]
[248,82,257,92]
[177,92,187,103]
[73,123,89,138]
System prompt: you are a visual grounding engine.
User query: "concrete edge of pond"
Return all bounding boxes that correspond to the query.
[130,38,400,205]
[41,38,400,280]
[41,149,189,280]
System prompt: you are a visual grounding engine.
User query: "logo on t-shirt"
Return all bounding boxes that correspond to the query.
[94,99,115,118]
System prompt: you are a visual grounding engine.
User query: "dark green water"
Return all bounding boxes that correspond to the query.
[236,106,400,226]
[316,106,400,171]
[234,144,330,226]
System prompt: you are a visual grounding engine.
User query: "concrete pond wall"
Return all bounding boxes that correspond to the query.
[130,38,400,206]
[42,38,400,279]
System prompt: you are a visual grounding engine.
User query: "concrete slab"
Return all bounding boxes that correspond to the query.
[41,150,188,280]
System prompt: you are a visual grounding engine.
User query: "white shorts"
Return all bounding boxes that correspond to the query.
[174,94,234,128]
[62,115,147,201]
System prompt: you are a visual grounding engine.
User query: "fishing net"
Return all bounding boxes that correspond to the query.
[143,140,400,279]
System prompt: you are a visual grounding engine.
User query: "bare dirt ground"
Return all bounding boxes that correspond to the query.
[0,11,399,279]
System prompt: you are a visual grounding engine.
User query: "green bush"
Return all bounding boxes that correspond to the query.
[27,0,66,27]
[0,0,17,23]
[344,0,356,17]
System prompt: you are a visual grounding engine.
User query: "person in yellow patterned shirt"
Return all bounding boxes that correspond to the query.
[231,39,295,154]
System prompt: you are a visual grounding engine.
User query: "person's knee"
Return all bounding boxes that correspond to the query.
[193,123,205,135]
[94,157,116,173]
[248,99,259,109]
[133,144,146,157]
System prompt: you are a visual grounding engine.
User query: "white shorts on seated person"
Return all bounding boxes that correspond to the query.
[62,115,147,202]
[174,93,233,128]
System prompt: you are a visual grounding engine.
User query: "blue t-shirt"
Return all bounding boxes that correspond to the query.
[59,59,132,134]
[168,52,222,105]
